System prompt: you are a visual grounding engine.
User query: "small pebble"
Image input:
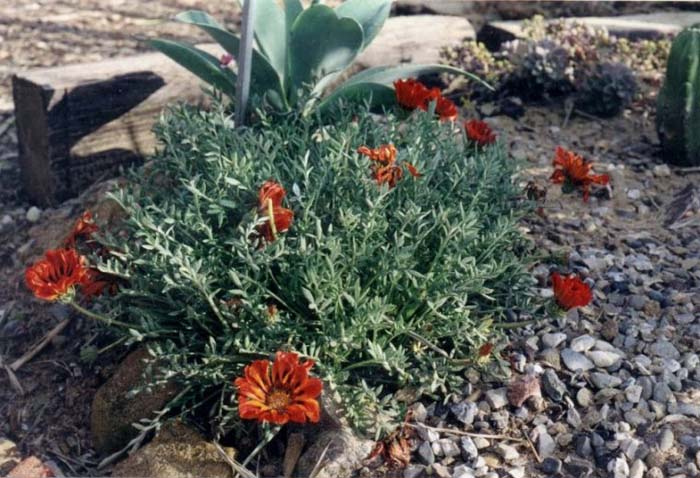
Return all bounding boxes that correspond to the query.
[26,206,41,223]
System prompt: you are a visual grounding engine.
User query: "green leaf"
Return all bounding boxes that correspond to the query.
[317,82,395,114]
[149,39,237,98]
[344,64,494,91]
[289,5,364,100]
[335,0,391,51]
[250,0,287,82]
[174,10,287,109]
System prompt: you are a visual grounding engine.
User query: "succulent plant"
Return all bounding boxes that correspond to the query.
[503,39,574,99]
[657,24,700,166]
[576,62,637,118]
[150,0,485,117]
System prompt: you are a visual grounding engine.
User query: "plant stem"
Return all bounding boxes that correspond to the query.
[69,302,141,330]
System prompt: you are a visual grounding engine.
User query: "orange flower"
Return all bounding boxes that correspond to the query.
[25,248,92,302]
[394,78,431,111]
[357,144,420,188]
[550,147,609,201]
[434,95,458,122]
[394,78,457,121]
[551,272,592,310]
[65,211,99,247]
[257,181,293,243]
[235,351,322,425]
[464,119,496,146]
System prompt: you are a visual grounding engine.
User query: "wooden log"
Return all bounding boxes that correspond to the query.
[12,44,224,206]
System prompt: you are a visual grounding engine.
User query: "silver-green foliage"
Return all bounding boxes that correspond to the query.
[657,23,700,167]
[102,102,534,435]
[151,0,483,115]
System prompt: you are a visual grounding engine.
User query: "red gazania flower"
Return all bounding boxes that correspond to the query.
[551,272,592,310]
[394,78,431,111]
[357,144,420,188]
[235,351,322,425]
[25,248,92,302]
[464,119,496,146]
[434,95,458,122]
[550,147,609,202]
[65,211,99,247]
[257,181,293,243]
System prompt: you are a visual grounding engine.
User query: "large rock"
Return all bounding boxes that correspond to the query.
[354,15,475,71]
[394,0,477,16]
[111,421,235,478]
[91,347,179,455]
[295,428,374,478]
[478,12,700,51]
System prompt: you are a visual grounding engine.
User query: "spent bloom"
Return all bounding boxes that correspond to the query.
[551,272,592,310]
[357,144,420,189]
[219,53,233,68]
[464,119,496,146]
[257,181,293,243]
[550,146,609,201]
[65,211,99,247]
[25,248,92,302]
[235,351,322,425]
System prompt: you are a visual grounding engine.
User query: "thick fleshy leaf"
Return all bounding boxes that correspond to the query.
[174,10,286,108]
[289,5,364,101]
[317,82,396,114]
[249,0,287,81]
[149,39,237,97]
[344,64,494,91]
[335,0,391,51]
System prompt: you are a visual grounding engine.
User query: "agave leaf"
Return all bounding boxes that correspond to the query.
[174,10,287,108]
[344,64,493,91]
[317,82,395,114]
[289,5,364,101]
[335,0,391,51]
[249,0,287,81]
[149,39,237,98]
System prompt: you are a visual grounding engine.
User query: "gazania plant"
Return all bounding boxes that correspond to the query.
[93,98,535,437]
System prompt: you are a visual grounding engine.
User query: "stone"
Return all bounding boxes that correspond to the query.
[653,164,671,177]
[609,456,630,478]
[561,348,595,372]
[577,388,594,407]
[452,464,475,478]
[418,441,435,465]
[296,428,375,478]
[25,206,41,223]
[587,350,622,368]
[91,347,180,454]
[484,388,509,410]
[411,402,428,423]
[403,464,425,478]
[6,457,55,478]
[542,333,567,349]
[649,340,680,360]
[647,467,664,478]
[538,348,561,370]
[542,369,567,402]
[451,401,478,426]
[537,431,557,458]
[576,435,593,457]
[629,459,644,478]
[658,428,674,452]
[460,437,479,461]
[495,443,519,462]
[542,457,562,474]
[653,382,673,403]
[415,424,440,443]
[571,335,596,352]
[625,384,643,403]
[590,372,622,389]
[439,438,461,458]
[677,403,700,418]
[112,421,234,478]
[507,467,525,478]
[432,463,450,478]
